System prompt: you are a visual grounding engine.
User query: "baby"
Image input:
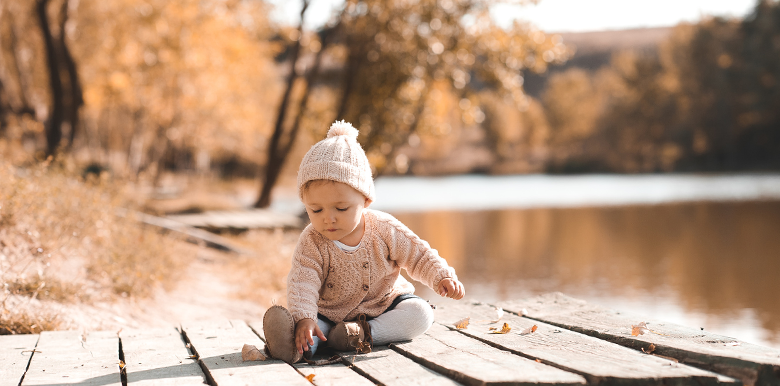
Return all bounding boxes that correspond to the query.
[263,120,464,364]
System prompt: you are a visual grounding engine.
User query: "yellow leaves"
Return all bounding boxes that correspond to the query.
[454,317,470,329]
[642,343,656,354]
[305,374,316,383]
[631,322,649,336]
[631,322,665,336]
[489,323,512,334]
[109,72,131,91]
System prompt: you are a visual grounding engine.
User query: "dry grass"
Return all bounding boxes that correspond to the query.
[224,228,299,307]
[0,158,183,334]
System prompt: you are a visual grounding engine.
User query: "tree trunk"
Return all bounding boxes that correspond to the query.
[59,0,83,147]
[254,0,310,208]
[334,44,362,121]
[36,0,64,157]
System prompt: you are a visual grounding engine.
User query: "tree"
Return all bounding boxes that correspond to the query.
[36,0,83,156]
[254,0,570,206]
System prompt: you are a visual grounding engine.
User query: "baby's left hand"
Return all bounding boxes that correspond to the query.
[437,278,465,300]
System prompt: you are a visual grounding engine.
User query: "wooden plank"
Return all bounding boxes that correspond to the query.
[0,334,38,386]
[390,323,586,386]
[120,328,205,385]
[22,330,121,386]
[248,320,377,386]
[435,302,737,386]
[117,208,253,254]
[294,364,377,386]
[339,346,462,386]
[499,293,780,386]
[182,319,310,386]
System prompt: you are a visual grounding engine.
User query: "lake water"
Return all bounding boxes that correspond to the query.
[365,175,780,349]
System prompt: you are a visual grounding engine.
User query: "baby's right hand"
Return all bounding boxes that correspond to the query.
[295,318,327,354]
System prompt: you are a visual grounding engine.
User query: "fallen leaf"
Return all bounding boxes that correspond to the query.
[118,360,126,370]
[519,325,538,335]
[454,317,470,329]
[535,359,542,363]
[490,323,512,334]
[632,322,649,336]
[489,327,497,331]
[242,344,267,361]
[642,343,656,354]
[305,374,316,383]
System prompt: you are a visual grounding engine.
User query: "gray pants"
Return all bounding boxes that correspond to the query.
[308,297,434,354]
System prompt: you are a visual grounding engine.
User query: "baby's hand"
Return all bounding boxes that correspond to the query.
[294,318,327,354]
[437,278,465,300]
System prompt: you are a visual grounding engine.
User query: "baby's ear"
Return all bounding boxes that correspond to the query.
[364,197,373,208]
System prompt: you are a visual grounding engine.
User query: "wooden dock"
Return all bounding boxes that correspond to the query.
[3,293,779,386]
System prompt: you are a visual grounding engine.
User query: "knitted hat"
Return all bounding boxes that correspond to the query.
[297,120,375,201]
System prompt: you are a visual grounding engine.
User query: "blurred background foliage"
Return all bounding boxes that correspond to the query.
[0,0,779,205]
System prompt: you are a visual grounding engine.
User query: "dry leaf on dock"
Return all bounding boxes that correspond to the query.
[305,374,316,383]
[642,343,656,354]
[519,325,538,335]
[454,317,470,329]
[632,322,650,336]
[490,323,512,334]
[242,344,267,361]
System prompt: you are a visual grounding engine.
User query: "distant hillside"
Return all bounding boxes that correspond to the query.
[523,27,673,98]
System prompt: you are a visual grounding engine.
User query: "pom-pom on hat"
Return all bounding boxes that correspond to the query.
[297,120,375,201]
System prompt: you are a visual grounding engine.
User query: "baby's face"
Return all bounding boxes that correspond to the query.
[302,180,372,246]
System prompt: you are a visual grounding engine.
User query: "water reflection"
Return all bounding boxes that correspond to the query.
[394,201,780,348]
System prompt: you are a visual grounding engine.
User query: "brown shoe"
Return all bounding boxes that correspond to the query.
[262,305,303,364]
[327,314,372,353]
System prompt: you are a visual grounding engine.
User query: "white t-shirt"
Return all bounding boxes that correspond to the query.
[333,239,361,252]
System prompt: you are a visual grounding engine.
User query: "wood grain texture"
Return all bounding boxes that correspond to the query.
[435,302,737,386]
[120,328,205,385]
[181,319,310,386]
[295,363,376,386]
[390,323,586,386]
[499,293,780,386]
[340,346,461,386]
[21,330,121,386]
[0,334,38,386]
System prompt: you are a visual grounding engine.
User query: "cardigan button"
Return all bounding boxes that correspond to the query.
[363,262,369,269]
[327,283,334,289]
[362,284,369,291]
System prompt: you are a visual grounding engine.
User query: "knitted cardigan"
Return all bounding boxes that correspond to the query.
[286,209,457,323]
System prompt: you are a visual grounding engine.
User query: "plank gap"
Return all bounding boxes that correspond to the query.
[18,334,40,386]
[179,325,217,386]
[444,322,617,385]
[118,336,128,386]
[338,355,386,386]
